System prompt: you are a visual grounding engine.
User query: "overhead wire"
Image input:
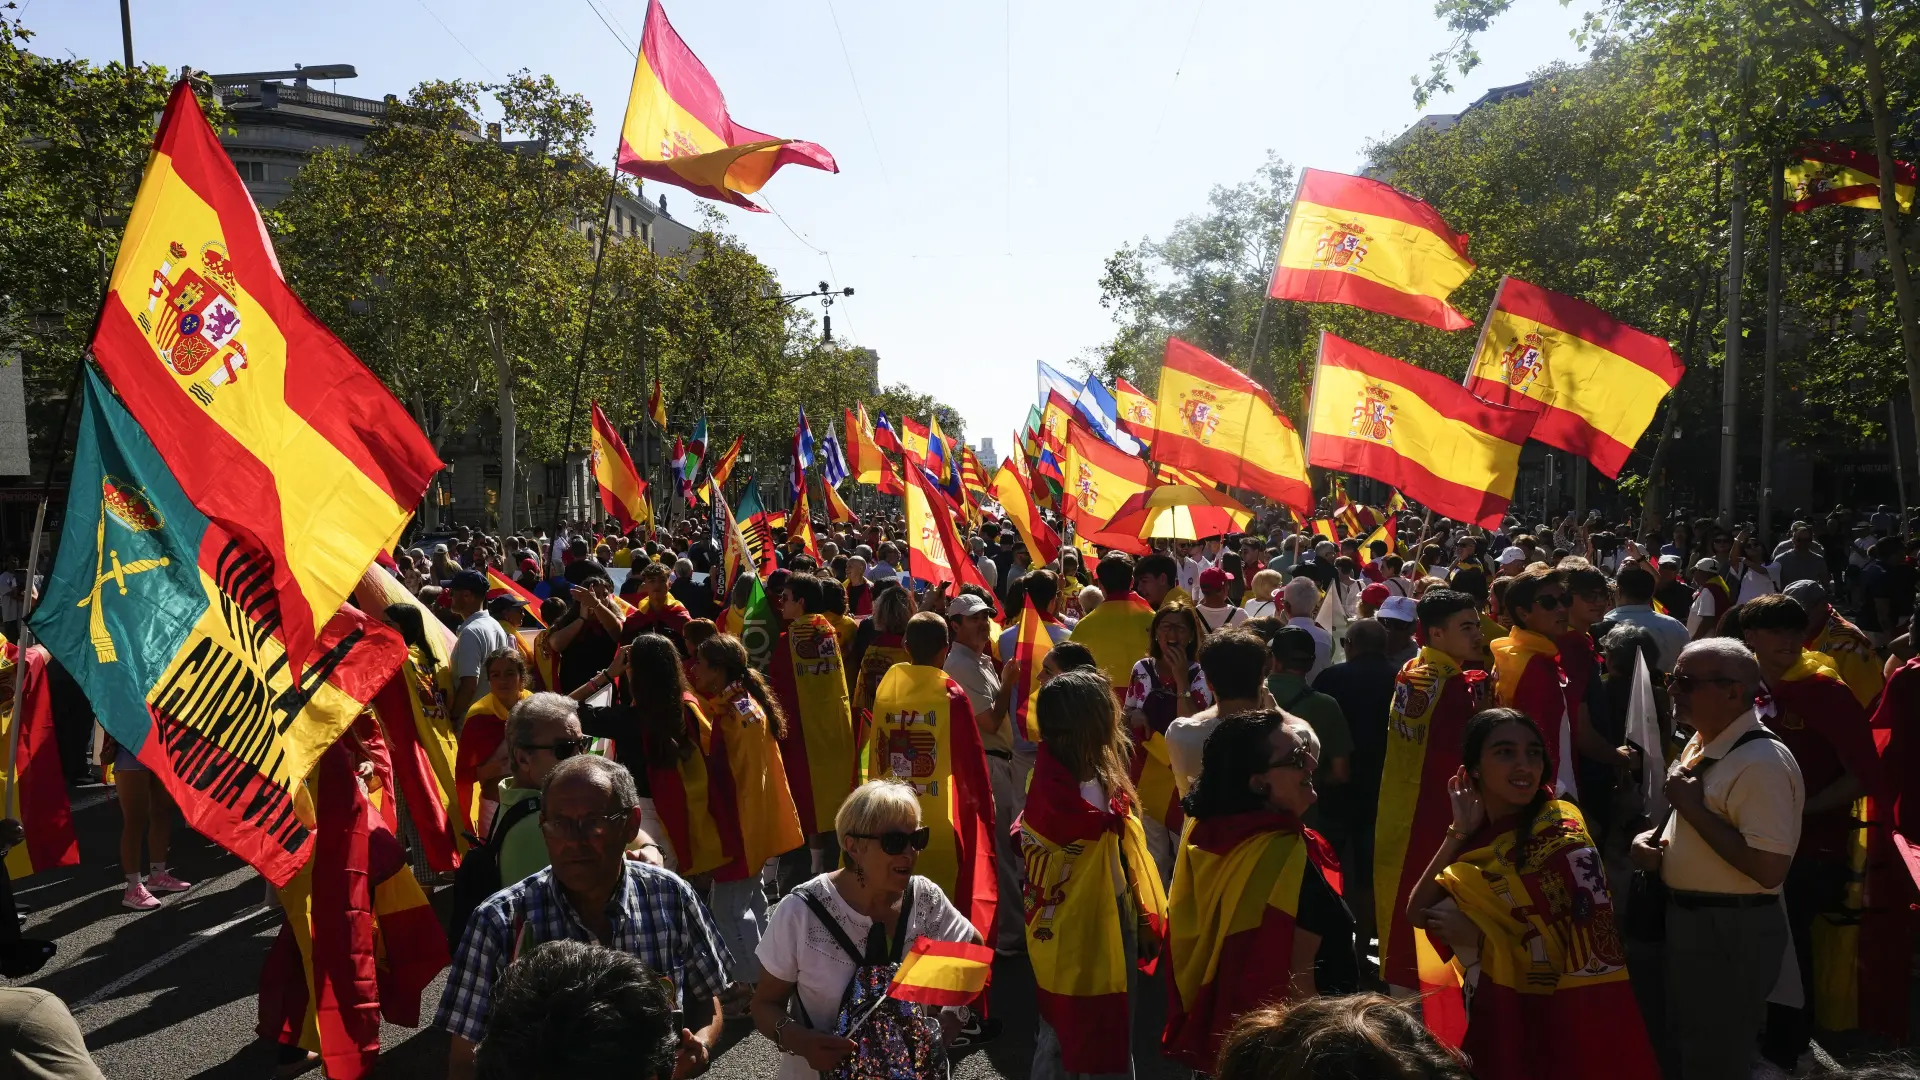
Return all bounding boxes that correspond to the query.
[583,0,637,57]
[414,0,499,79]
[822,0,893,192]
[1145,0,1209,151]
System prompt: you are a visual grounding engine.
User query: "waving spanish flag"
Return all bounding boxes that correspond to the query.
[1112,377,1156,442]
[485,567,545,627]
[702,433,743,502]
[844,406,899,494]
[1787,143,1916,213]
[1270,168,1476,330]
[91,81,440,673]
[1308,334,1534,529]
[992,454,1061,569]
[615,0,838,210]
[1465,277,1683,479]
[899,416,931,467]
[1062,424,1152,553]
[890,937,994,1006]
[590,401,652,533]
[821,480,859,525]
[904,465,996,602]
[1152,338,1311,513]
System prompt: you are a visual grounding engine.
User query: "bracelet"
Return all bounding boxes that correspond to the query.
[773,1016,798,1054]
[1445,824,1472,841]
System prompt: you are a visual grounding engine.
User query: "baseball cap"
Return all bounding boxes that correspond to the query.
[519,557,539,574]
[1270,625,1319,666]
[1199,566,1232,590]
[1379,595,1417,623]
[449,569,489,596]
[1657,554,1681,569]
[1499,546,1527,566]
[1361,582,1391,610]
[947,594,992,618]
[486,586,529,606]
[1692,557,1721,574]
[1783,579,1828,608]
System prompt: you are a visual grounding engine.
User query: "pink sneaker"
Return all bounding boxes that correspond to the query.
[145,869,192,894]
[122,882,161,911]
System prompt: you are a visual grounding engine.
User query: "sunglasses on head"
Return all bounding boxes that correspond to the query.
[847,827,931,855]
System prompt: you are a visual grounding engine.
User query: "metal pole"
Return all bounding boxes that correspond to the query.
[119,0,135,69]
[556,175,622,528]
[1718,153,1745,525]
[1891,398,1910,541]
[1760,163,1783,545]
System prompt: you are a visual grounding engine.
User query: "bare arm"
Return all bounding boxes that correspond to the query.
[447,1036,476,1080]
[751,975,856,1073]
[670,993,722,1080]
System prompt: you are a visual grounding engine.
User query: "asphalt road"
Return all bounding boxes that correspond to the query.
[15,780,1193,1080]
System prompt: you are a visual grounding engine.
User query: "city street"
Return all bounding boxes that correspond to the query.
[15,781,1189,1079]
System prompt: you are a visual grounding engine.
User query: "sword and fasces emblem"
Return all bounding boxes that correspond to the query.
[78,477,171,664]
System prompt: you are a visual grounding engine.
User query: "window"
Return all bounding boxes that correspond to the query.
[237,161,268,183]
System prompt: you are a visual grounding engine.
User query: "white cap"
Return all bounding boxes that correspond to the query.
[946,594,992,617]
[1378,595,1417,623]
[1499,546,1527,565]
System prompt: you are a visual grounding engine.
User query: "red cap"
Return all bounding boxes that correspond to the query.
[519,557,539,573]
[1361,582,1391,609]
[1199,566,1232,590]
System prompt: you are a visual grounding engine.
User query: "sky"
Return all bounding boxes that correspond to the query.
[34,0,1592,453]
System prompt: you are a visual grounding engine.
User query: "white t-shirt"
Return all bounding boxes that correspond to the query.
[1242,597,1279,620]
[1196,602,1247,633]
[757,873,976,1080]
[1687,586,1719,634]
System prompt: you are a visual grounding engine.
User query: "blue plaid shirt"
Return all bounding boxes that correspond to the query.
[435,861,733,1042]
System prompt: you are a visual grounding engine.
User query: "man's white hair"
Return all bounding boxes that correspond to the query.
[1282,577,1320,616]
[1678,637,1762,696]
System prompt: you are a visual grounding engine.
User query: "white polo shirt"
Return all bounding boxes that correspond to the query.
[1659,710,1804,895]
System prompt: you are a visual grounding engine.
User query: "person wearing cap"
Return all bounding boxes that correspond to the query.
[1358,581,1391,619]
[1375,595,1419,667]
[1687,557,1731,639]
[1493,545,1529,580]
[448,570,515,731]
[1784,579,1884,707]
[1265,626,1352,832]
[1194,565,1248,634]
[1651,553,1695,618]
[766,573,858,890]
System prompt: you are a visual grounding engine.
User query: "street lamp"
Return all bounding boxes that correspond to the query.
[776,281,856,343]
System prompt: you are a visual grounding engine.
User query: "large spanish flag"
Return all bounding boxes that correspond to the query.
[615,0,837,211]
[91,82,440,673]
[1113,377,1157,443]
[589,401,652,533]
[1269,168,1477,331]
[1786,143,1916,213]
[1062,423,1152,553]
[1308,333,1534,529]
[1465,277,1683,479]
[1152,338,1311,513]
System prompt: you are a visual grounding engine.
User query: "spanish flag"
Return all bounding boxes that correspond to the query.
[904,465,996,600]
[889,937,995,1006]
[845,406,904,494]
[1787,143,1916,213]
[484,567,545,627]
[821,479,859,525]
[647,378,668,429]
[615,0,838,210]
[91,82,441,673]
[1308,333,1535,529]
[698,433,743,504]
[1465,277,1683,479]
[1039,392,1075,450]
[1152,338,1312,513]
[590,401,652,533]
[1062,423,1152,553]
[992,456,1062,569]
[1269,168,1477,331]
[1309,518,1337,543]
[0,647,78,879]
[900,416,931,466]
[1164,812,1326,1073]
[1008,602,1055,743]
[1113,377,1157,442]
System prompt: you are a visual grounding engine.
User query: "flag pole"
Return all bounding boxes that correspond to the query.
[1461,275,1508,388]
[1247,178,1303,381]
[557,169,625,530]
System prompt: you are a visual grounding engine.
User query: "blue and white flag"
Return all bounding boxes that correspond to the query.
[819,423,851,486]
[1037,360,1084,408]
[1073,379,1144,457]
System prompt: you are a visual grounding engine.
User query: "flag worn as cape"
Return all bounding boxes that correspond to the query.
[1374,647,1492,996]
[0,647,78,878]
[455,689,525,839]
[1435,800,1658,1080]
[32,366,407,886]
[1269,167,1477,331]
[91,82,440,674]
[1464,277,1683,479]
[1018,745,1168,1074]
[867,663,998,938]
[1807,612,1886,709]
[640,694,733,878]
[614,0,838,211]
[1152,339,1311,513]
[769,614,857,835]
[701,681,806,880]
[355,567,465,870]
[1491,629,1579,802]
[1163,811,1328,1072]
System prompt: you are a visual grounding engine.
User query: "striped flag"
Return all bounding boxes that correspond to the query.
[819,422,850,486]
[822,480,859,525]
[485,567,546,627]
[590,402,652,533]
[889,937,994,1006]
[1,646,78,879]
[1787,143,1916,213]
[1270,168,1477,331]
[1152,338,1311,514]
[1008,603,1054,743]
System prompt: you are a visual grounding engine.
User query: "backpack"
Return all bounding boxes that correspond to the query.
[795,882,947,1080]
[445,795,540,952]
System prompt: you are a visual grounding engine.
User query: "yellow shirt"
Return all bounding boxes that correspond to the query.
[1069,596,1156,693]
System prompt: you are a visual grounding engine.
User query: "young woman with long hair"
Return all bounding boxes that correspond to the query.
[1405,708,1656,1080]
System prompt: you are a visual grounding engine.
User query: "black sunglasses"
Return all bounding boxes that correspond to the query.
[847,827,931,855]
[1262,745,1317,772]
[1528,594,1565,610]
[521,737,588,760]
[1668,673,1740,695]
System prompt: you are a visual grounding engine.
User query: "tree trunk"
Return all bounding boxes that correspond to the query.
[489,318,517,535]
[1858,4,1920,475]
[1641,273,1712,534]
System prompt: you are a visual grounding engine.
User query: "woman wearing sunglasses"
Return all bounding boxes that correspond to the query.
[751,779,980,1078]
[1162,710,1353,1074]
[1405,709,1657,1080]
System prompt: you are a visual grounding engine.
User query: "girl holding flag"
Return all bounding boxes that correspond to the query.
[1405,709,1657,1080]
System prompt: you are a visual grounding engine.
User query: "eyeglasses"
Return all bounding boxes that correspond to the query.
[1262,745,1317,773]
[520,738,588,760]
[539,810,630,842]
[1668,673,1740,695]
[846,827,931,855]
[1528,593,1565,610]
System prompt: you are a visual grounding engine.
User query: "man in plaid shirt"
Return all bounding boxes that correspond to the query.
[437,755,731,1079]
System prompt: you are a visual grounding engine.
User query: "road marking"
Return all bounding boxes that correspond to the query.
[70,905,272,1013]
[69,790,118,814]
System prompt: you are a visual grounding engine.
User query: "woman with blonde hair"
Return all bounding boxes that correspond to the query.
[1242,569,1285,620]
[751,780,980,1078]
[1019,668,1167,1080]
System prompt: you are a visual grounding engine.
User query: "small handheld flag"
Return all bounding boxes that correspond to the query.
[887,936,994,1006]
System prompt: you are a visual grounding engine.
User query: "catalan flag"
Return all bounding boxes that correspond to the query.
[1310,518,1338,543]
[1062,424,1153,553]
[1308,334,1535,529]
[888,937,995,1006]
[1787,143,1916,213]
[1112,377,1156,442]
[958,446,991,504]
[1465,277,1683,479]
[992,457,1061,569]
[1152,338,1312,514]
[614,0,837,210]
[91,81,440,673]
[1269,168,1476,331]
[590,401,652,533]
